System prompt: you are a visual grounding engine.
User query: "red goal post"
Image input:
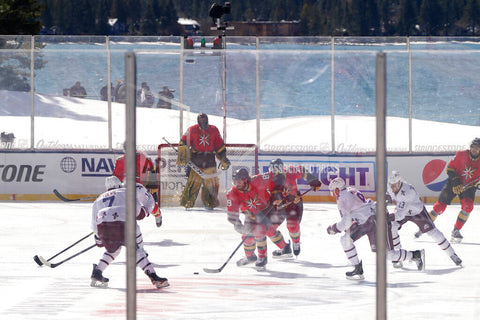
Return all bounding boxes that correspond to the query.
[157,143,258,208]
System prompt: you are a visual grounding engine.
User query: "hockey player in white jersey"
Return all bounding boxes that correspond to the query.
[90,176,169,289]
[387,171,462,267]
[327,177,425,280]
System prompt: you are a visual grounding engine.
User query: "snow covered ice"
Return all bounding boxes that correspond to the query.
[1,201,478,319]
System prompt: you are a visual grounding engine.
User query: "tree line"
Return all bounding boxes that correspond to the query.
[1,0,480,36]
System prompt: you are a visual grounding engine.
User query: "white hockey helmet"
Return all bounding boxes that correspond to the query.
[388,170,402,185]
[105,176,122,190]
[329,177,346,192]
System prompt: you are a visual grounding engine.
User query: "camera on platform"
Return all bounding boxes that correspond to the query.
[209,2,231,24]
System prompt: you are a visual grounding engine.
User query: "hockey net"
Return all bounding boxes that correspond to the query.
[157,143,258,209]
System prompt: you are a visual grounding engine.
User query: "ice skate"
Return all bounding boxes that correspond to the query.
[450,253,462,266]
[90,264,109,287]
[346,261,364,280]
[451,228,463,243]
[414,229,423,239]
[412,249,425,271]
[236,254,257,267]
[272,241,293,259]
[146,270,169,289]
[255,256,267,271]
[392,260,403,268]
[292,242,301,257]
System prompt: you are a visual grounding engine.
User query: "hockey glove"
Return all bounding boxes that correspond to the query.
[234,220,245,234]
[452,177,463,195]
[388,213,395,222]
[327,224,340,235]
[284,194,300,205]
[94,235,104,247]
[309,179,322,191]
[220,158,231,171]
[151,204,161,217]
[272,198,283,208]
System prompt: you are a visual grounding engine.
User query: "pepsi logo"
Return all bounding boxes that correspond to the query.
[422,159,447,192]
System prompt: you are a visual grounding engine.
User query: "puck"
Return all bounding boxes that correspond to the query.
[193,272,199,275]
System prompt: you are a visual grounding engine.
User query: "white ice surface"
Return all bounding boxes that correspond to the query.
[0,202,478,319]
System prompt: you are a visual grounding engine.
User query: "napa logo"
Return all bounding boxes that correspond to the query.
[422,159,447,192]
[81,157,115,177]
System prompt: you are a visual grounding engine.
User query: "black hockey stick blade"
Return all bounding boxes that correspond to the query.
[33,232,94,267]
[33,255,44,266]
[203,238,247,274]
[37,255,52,267]
[53,189,97,202]
[40,244,96,268]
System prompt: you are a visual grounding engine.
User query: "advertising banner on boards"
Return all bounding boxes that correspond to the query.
[0,151,459,203]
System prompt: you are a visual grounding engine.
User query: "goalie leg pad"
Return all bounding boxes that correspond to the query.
[201,168,219,209]
[180,171,202,208]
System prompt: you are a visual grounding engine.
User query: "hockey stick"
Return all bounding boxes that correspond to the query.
[53,189,98,202]
[276,187,314,209]
[37,244,96,268]
[33,232,94,266]
[202,188,314,274]
[462,176,480,192]
[203,237,247,273]
[162,137,220,179]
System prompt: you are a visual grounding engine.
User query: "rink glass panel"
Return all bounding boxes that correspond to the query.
[1,36,480,152]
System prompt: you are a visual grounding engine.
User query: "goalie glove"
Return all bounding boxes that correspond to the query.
[176,144,191,166]
[327,224,340,235]
[220,158,231,171]
[451,177,463,195]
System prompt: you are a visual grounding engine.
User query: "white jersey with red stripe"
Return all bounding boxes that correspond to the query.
[335,187,375,231]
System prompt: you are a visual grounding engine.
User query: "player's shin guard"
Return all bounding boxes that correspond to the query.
[454,210,470,230]
[431,201,447,220]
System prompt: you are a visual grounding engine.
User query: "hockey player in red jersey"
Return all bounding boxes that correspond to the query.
[176,113,231,210]
[267,159,322,257]
[226,168,291,270]
[112,147,162,227]
[113,146,155,185]
[416,138,480,242]
[90,176,169,289]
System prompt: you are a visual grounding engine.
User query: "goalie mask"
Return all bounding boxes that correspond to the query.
[197,113,209,130]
